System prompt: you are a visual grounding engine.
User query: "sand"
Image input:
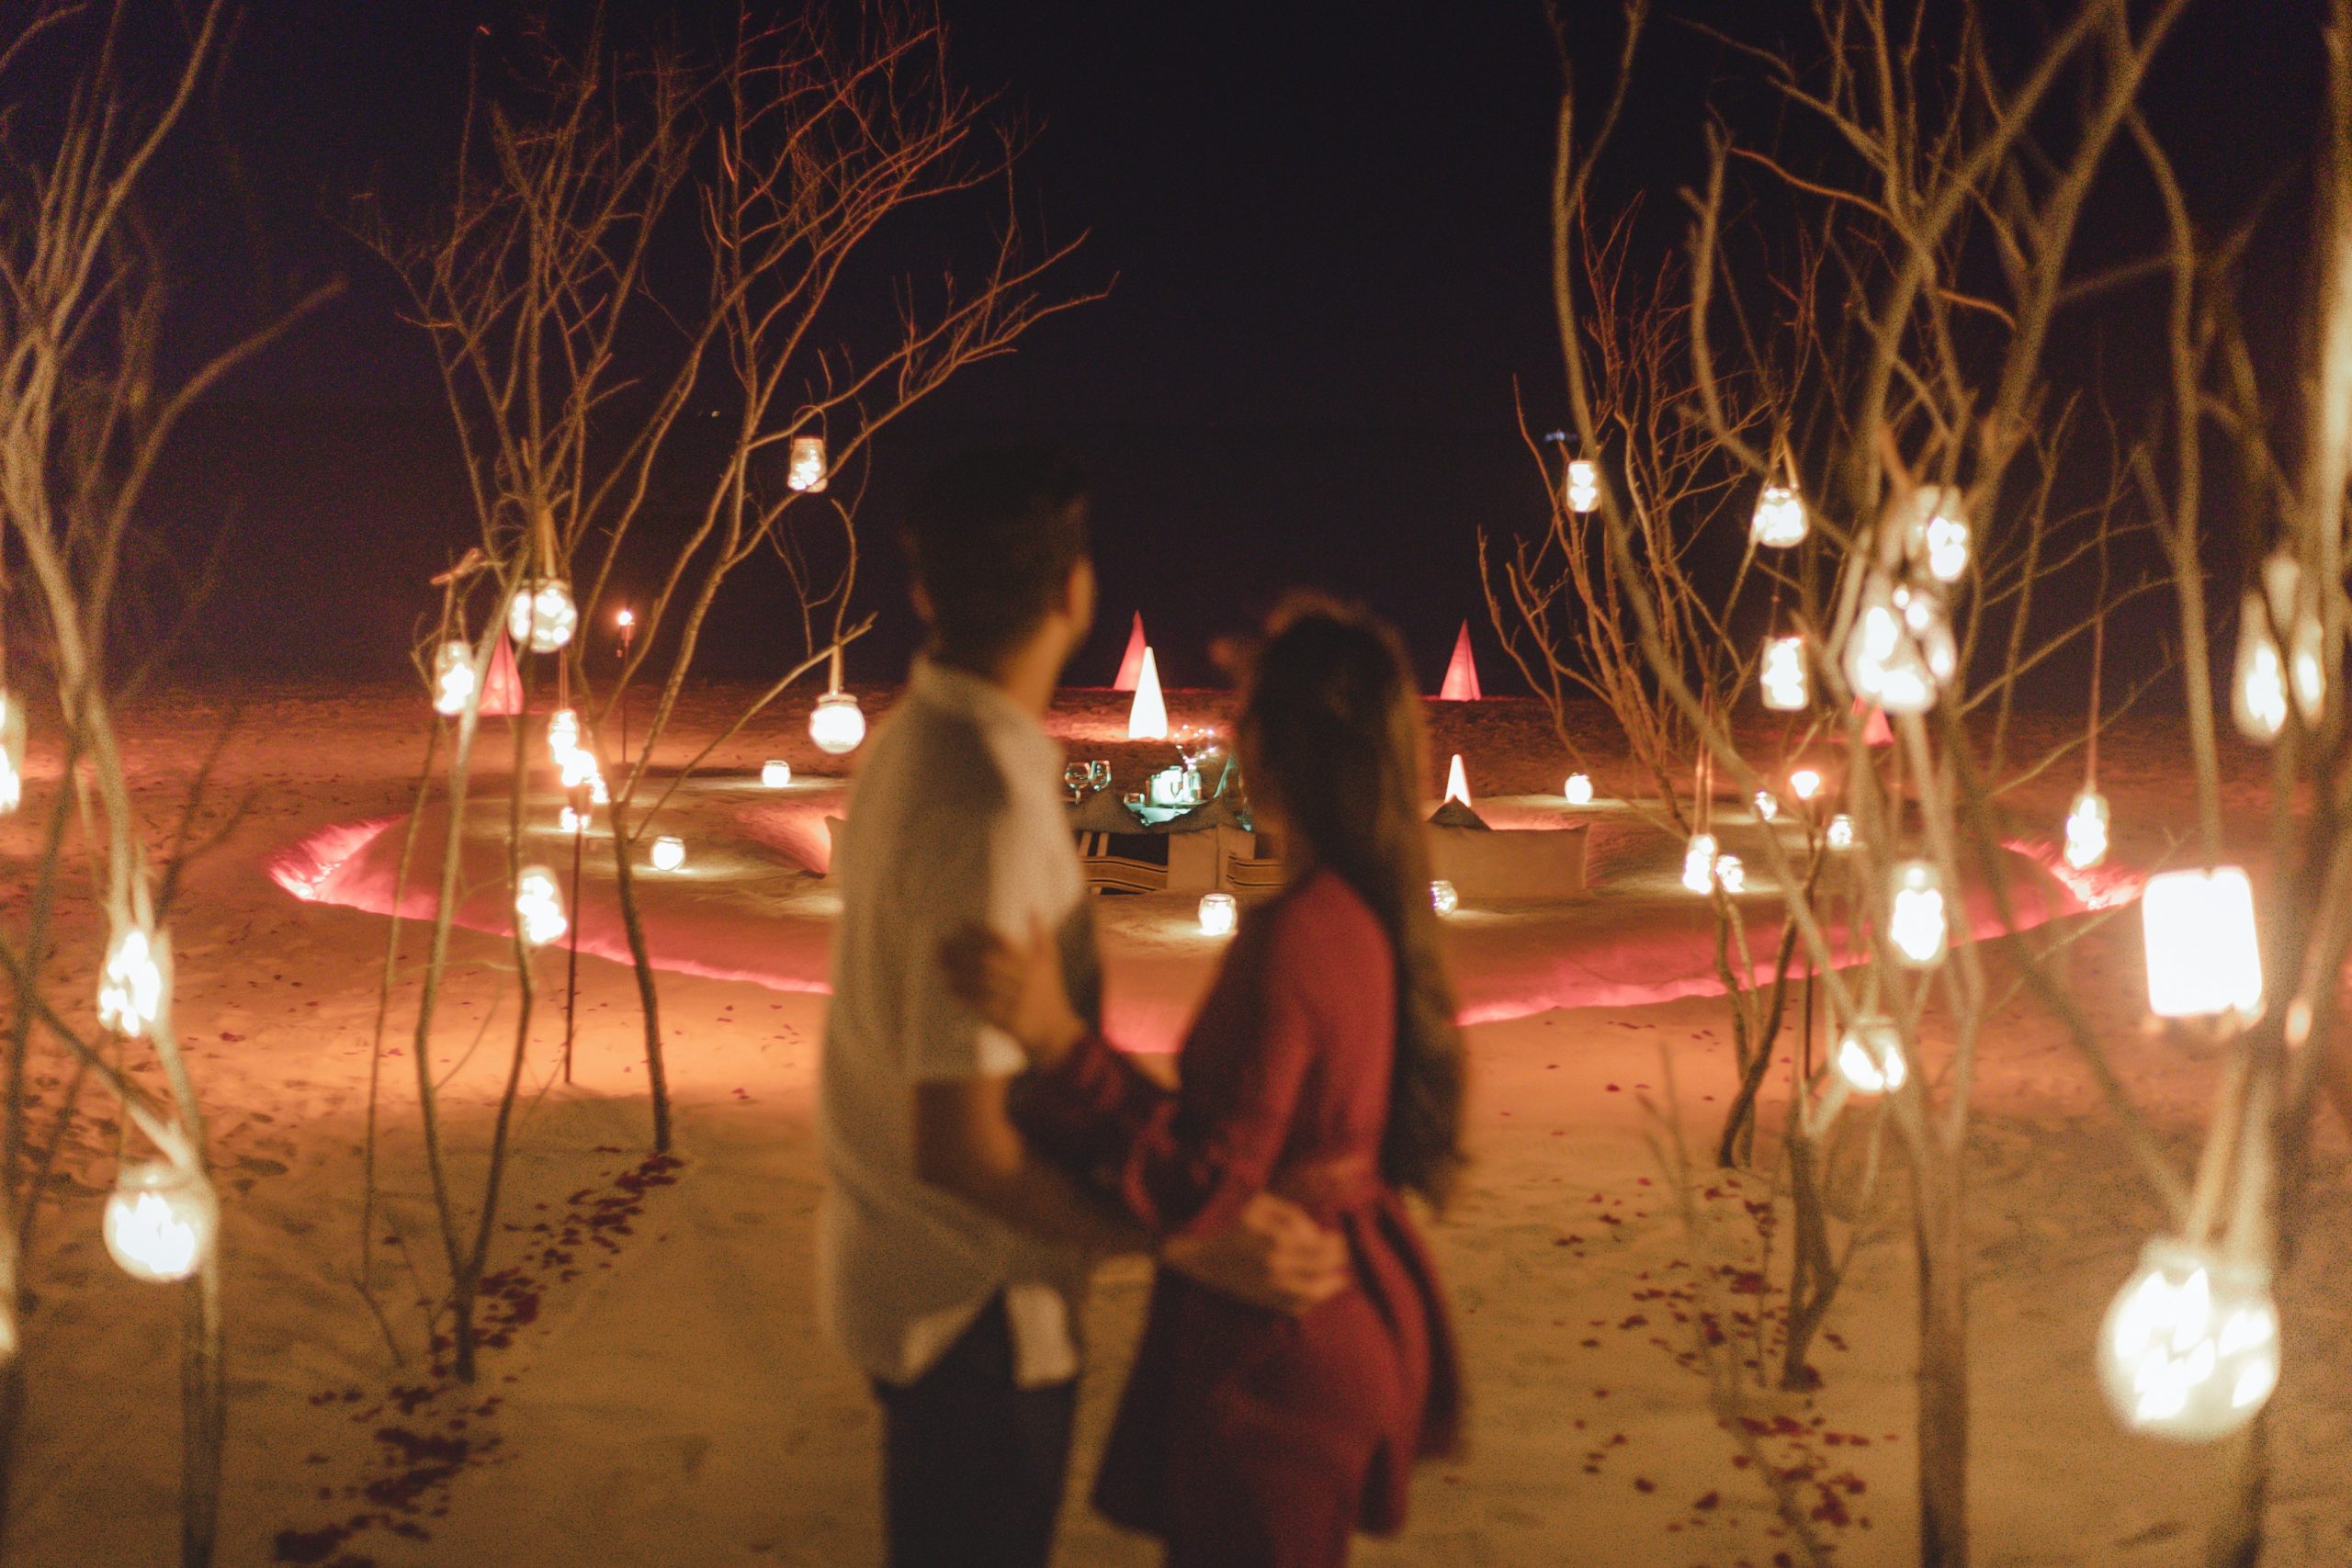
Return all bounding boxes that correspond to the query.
[1,680,2346,1567]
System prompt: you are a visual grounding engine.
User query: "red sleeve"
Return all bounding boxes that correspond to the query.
[1011,896,1337,1241]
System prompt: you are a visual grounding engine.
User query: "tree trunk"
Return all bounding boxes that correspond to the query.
[1916,1177,1970,1568]
[179,1258,223,1567]
[608,825,672,1154]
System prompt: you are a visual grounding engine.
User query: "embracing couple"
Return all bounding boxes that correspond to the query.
[819,444,1465,1568]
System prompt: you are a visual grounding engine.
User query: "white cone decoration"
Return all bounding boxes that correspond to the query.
[650,834,686,872]
[103,1160,217,1283]
[1564,773,1594,806]
[1682,833,1719,895]
[1888,859,1949,968]
[2099,1238,2279,1441]
[431,641,476,717]
[1751,483,1808,547]
[97,925,167,1038]
[508,578,578,653]
[762,759,793,788]
[787,434,829,493]
[1835,1015,1908,1095]
[514,864,568,948]
[1430,880,1459,916]
[1443,753,1472,808]
[0,689,22,816]
[2064,789,2110,871]
[810,692,867,755]
[1128,648,1169,740]
[1566,457,1600,514]
[2141,866,2263,1021]
[1198,892,1238,936]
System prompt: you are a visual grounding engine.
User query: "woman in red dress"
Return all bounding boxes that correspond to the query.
[944,600,1466,1568]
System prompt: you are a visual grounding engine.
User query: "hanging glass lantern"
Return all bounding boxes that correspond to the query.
[761,759,793,788]
[2141,866,2262,1021]
[1888,859,1949,967]
[787,434,830,494]
[558,740,601,794]
[810,692,866,756]
[1713,854,1747,894]
[1752,790,1779,822]
[1847,575,1952,715]
[0,689,22,816]
[514,864,568,947]
[431,641,476,717]
[1834,1015,1908,1094]
[1908,486,1971,585]
[1789,767,1823,802]
[1564,773,1594,806]
[1198,892,1238,935]
[2098,1239,2279,1441]
[103,1159,217,1283]
[547,708,580,765]
[1759,634,1808,711]
[2233,588,2289,742]
[1566,457,1600,515]
[1826,814,1856,851]
[1750,483,1808,548]
[2064,789,2111,870]
[1681,833,1719,894]
[1430,879,1459,916]
[508,578,578,653]
[97,925,167,1038]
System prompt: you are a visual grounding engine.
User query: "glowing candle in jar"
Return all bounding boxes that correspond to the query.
[1564,773,1594,806]
[559,806,585,834]
[1198,892,1238,936]
[2064,789,2110,870]
[1913,487,1971,584]
[559,743,601,793]
[2098,1239,2279,1441]
[650,834,686,872]
[2232,591,2289,742]
[1713,854,1746,894]
[1443,753,1472,808]
[514,864,568,947]
[0,689,22,816]
[1759,635,1808,711]
[1789,768,1823,802]
[1847,578,1950,715]
[1888,859,1949,967]
[761,759,793,788]
[547,707,580,764]
[432,640,476,716]
[1753,790,1779,822]
[810,691,867,755]
[1430,879,1459,916]
[2141,866,2262,1021]
[1826,814,1856,850]
[1750,483,1808,547]
[1566,457,1600,514]
[97,925,166,1038]
[787,434,829,493]
[508,577,578,653]
[1834,1015,1908,1094]
[1682,833,1719,895]
[103,1160,218,1283]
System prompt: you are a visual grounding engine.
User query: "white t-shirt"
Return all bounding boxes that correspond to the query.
[818,659,1095,1388]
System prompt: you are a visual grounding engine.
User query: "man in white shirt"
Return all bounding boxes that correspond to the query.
[820,445,1344,1568]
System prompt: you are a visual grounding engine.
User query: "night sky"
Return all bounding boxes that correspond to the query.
[130,0,2326,694]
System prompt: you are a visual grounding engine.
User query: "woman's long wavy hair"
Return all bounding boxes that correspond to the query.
[1238,597,1468,1207]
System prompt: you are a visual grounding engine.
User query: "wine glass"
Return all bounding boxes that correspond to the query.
[1089,760,1111,792]
[1065,762,1091,802]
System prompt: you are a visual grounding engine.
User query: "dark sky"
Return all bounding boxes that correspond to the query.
[123,0,2327,693]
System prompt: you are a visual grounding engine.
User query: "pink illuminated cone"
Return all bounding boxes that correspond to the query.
[1437,622,1483,702]
[481,631,524,717]
[1856,699,1894,747]
[1114,613,1148,691]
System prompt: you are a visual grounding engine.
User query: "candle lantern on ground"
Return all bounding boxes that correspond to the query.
[762,760,793,788]
[2064,789,2111,870]
[1835,1015,1908,1094]
[1564,773,1593,806]
[787,434,829,493]
[1682,833,1719,895]
[2098,1239,2279,1440]
[104,1159,217,1283]
[650,834,686,872]
[1430,880,1459,916]
[514,865,568,947]
[1198,893,1238,936]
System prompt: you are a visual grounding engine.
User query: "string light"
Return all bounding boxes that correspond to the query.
[2141,867,2262,1021]
[1826,814,1856,850]
[787,434,829,494]
[507,578,578,653]
[97,925,166,1038]
[431,640,476,716]
[1682,833,1719,895]
[650,834,686,873]
[1566,457,1600,514]
[1564,773,1594,806]
[1759,634,1808,711]
[1198,892,1238,935]
[2098,1239,2279,1441]
[514,865,567,947]
[1750,483,1808,548]
[1834,1015,1908,1094]
[103,1160,217,1283]
[762,760,793,788]
[1888,859,1949,968]
[2064,789,2110,870]
[0,690,22,815]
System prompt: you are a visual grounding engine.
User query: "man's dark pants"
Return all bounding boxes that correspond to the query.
[874,1294,1079,1568]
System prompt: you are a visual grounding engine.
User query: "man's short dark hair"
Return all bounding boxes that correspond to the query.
[902,443,1091,662]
